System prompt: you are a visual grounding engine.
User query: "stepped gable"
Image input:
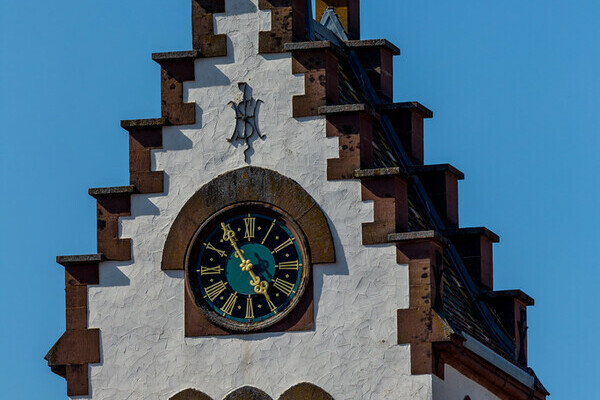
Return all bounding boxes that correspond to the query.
[45,2,230,393]
[303,6,548,399]
[46,1,547,398]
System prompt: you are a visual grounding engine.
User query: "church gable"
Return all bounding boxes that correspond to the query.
[47,1,548,399]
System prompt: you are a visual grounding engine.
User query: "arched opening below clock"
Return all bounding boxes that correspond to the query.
[279,382,334,400]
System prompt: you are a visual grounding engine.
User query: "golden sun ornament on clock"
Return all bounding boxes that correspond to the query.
[185,203,310,332]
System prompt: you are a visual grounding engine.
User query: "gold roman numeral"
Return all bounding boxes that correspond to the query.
[277,260,300,270]
[261,219,276,245]
[244,216,256,241]
[221,292,238,316]
[265,296,277,312]
[205,242,226,257]
[272,278,295,296]
[273,238,294,253]
[205,281,227,302]
[245,296,254,319]
[199,266,224,275]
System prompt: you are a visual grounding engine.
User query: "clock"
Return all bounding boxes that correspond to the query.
[185,202,310,332]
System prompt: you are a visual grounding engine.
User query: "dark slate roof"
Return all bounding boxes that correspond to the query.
[312,13,526,371]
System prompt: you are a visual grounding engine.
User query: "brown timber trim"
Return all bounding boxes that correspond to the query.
[46,255,102,397]
[153,53,197,126]
[258,0,307,54]
[287,42,340,117]
[434,336,548,400]
[89,186,135,261]
[191,0,227,57]
[319,105,375,180]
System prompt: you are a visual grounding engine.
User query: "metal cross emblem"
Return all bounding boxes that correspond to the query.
[228,82,264,162]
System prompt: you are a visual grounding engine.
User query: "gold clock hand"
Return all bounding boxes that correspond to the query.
[221,222,263,288]
[221,222,245,261]
[255,281,276,312]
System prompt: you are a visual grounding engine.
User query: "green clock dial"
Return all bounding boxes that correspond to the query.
[186,203,310,331]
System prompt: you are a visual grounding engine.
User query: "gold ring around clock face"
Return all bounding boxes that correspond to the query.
[185,202,311,332]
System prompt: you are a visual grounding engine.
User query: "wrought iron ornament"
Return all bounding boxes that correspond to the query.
[228,82,264,162]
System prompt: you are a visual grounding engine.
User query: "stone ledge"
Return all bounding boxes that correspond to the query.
[88,185,137,199]
[152,50,199,62]
[120,118,167,130]
[410,164,465,180]
[443,227,500,243]
[284,41,335,51]
[353,167,409,180]
[345,39,401,55]
[479,290,535,306]
[388,230,450,246]
[377,101,434,118]
[56,254,103,267]
[318,104,379,119]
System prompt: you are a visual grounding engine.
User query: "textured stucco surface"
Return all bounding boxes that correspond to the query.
[433,365,501,400]
[85,1,432,399]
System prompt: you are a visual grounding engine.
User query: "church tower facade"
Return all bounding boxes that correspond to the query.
[46,1,548,399]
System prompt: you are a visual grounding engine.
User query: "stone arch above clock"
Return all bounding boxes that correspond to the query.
[162,166,336,271]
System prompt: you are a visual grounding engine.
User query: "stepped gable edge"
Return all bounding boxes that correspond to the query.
[45,2,229,395]
[301,3,547,398]
[45,255,102,397]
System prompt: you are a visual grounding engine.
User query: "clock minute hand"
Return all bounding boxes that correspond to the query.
[221,223,261,287]
[221,223,245,262]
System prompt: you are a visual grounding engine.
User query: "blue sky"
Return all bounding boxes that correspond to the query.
[1,1,598,398]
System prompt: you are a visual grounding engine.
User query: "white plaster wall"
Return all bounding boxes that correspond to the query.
[85,1,431,399]
[432,365,501,400]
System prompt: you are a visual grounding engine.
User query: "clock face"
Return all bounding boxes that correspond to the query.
[186,203,310,331]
